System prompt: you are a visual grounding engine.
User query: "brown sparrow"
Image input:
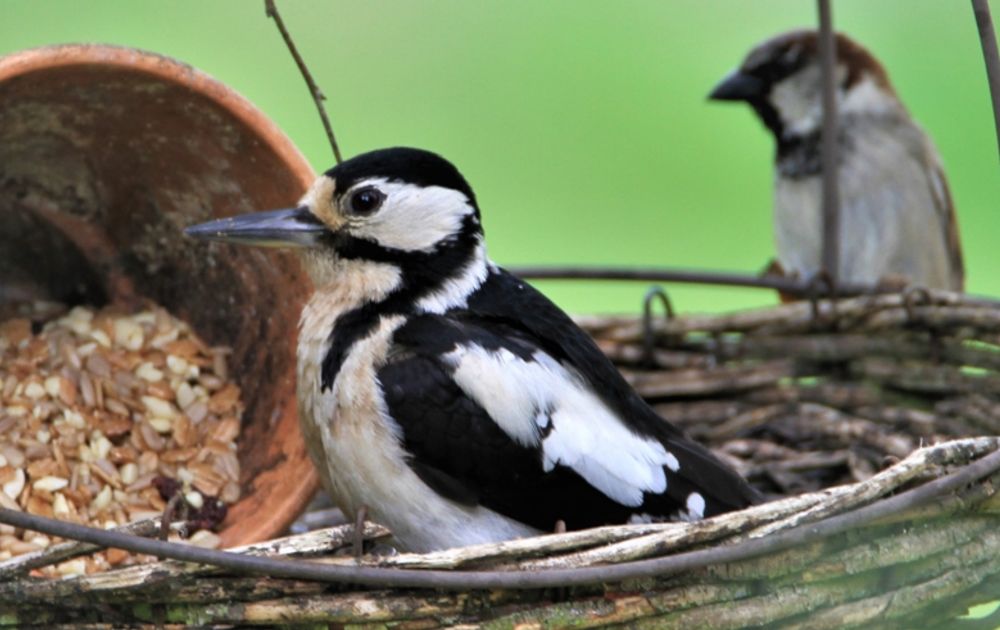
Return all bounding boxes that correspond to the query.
[710,30,964,292]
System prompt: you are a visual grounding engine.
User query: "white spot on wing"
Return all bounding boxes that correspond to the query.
[664,452,680,472]
[445,344,676,507]
[677,492,706,523]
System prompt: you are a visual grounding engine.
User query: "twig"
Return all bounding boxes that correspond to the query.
[973,0,1000,163]
[0,439,995,590]
[513,439,978,571]
[0,518,170,580]
[0,523,390,600]
[624,359,797,398]
[817,0,841,288]
[586,290,973,338]
[352,522,678,570]
[265,0,343,163]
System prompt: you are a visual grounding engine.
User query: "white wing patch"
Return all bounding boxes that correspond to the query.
[445,343,678,507]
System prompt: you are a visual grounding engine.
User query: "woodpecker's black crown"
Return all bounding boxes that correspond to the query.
[325,147,479,215]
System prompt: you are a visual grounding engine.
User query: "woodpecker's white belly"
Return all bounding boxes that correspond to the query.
[296,282,538,552]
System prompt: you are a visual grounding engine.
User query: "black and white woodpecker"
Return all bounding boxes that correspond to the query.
[186,147,759,552]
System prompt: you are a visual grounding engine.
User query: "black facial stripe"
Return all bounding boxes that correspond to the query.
[776,130,822,178]
[319,214,482,391]
[776,129,850,179]
[748,97,784,139]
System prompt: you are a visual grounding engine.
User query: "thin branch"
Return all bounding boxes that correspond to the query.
[0,439,995,590]
[0,518,168,580]
[265,0,343,164]
[973,0,1000,163]
[817,0,841,288]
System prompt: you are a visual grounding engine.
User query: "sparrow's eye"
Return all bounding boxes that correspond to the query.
[348,187,385,215]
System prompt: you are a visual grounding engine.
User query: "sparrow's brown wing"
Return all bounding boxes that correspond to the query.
[924,155,964,291]
[900,118,964,291]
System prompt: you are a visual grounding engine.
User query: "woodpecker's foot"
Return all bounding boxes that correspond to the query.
[159,493,183,541]
[353,505,368,559]
[553,519,567,534]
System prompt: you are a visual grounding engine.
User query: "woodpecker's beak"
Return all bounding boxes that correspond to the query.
[184,206,327,248]
[709,70,765,102]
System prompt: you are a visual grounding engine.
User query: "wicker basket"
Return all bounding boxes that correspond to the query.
[2,290,999,629]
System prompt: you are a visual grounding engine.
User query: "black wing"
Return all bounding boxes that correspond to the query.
[379,310,756,533]
[465,268,761,511]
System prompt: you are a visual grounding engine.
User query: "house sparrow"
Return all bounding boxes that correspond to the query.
[710,30,964,292]
[186,147,759,552]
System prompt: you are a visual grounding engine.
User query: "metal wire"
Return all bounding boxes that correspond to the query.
[507,265,880,296]
[817,0,841,288]
[2,446,998,590]
[641,286,675,366]
[974,0,1000,163]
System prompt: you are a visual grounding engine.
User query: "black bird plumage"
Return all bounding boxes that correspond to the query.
[381,275,760,530]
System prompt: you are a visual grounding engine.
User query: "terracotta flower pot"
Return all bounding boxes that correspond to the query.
[0,44,319,547]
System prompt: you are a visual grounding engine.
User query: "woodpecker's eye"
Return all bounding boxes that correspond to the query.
[347,187,385,215]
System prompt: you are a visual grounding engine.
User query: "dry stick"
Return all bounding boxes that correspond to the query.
[513,439,981,571]
[817,0,840,288]
[591,292,990,338]
[0,439,996,590]
[0,518,168,580]
[973,0,1000,163]
[265,0,343,164]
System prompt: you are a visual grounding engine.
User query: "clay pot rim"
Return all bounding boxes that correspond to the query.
[0,43,316,193]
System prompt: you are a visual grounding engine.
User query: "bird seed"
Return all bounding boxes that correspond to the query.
[0,303,244,577]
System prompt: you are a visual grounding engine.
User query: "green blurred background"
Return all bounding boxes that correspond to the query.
[2,0,997,315]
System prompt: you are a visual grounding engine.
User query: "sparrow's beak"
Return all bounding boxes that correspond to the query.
[709,70,765,102]
[184,206,327,248]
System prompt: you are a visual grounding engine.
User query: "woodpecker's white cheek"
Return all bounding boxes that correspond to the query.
[350,180,475,252]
